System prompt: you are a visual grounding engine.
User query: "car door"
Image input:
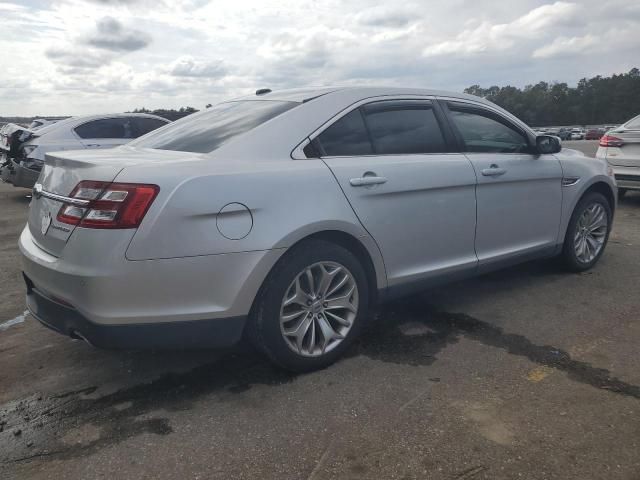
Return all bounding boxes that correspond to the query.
[441,100,563,269]
[74,117,136,149]
[311,99,478,290]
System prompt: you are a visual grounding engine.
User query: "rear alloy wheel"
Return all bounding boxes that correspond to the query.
[250,240,369,372]
[280,261,358,357]
[562,192,611,272]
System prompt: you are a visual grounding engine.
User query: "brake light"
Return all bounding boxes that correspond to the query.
[56,180,159,229]
[599,135,624,147]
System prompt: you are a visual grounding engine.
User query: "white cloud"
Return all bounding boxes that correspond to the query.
[0,0,639,115]
[533,34,599,58]
[168,56,226,78]
[423,1,580,57]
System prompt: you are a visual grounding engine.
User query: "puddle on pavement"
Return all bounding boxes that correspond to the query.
[1,296,638,466]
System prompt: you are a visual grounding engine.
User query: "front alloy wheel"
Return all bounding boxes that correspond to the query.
[573,203,608,264]
[562,192,611,272]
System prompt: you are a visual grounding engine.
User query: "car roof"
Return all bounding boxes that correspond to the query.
[33,113,168,135]
[235,86,495,106]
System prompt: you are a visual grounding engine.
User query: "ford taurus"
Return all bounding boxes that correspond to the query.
[20,87,617,371]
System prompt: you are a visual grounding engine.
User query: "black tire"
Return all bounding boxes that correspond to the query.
[618,188,627,199]
[561,192,612,272]
[249,239,370,372]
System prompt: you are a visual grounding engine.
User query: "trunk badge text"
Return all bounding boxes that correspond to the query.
[41,211,52,236]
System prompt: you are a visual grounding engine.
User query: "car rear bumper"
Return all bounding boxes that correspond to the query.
[19,225,284,348]
[0,159,40,188]
[25,275,246,349]
[611,166,640,190]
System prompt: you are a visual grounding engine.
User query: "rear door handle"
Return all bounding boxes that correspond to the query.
[349,176,388,187]
[481,165,506,177]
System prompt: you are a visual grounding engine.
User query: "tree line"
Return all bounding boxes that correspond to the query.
[129,107,199,121]
[464,68,640,127]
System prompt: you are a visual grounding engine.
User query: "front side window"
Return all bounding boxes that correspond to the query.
[130,101,297,153]
[448,105,529,153]
[74,118,136,139]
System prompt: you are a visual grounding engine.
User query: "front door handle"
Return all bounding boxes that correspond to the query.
[349,176,388,187]
[481,165,506,177]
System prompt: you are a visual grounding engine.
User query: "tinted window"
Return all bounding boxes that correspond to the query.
[75,118,135,139]
[363,103,446,154]
[130,101,297,153]
[448,106,528,153]
[317,109,373,156]
[134,117,169,136]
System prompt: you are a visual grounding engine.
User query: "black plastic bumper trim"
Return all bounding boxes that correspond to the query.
[25,283,246,350]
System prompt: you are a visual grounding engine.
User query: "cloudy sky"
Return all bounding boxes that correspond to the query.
[1,0,639,116]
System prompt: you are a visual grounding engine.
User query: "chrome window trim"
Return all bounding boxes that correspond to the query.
[291,95,438,160]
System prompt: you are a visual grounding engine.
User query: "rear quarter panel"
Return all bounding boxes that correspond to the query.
[119,157,387,288]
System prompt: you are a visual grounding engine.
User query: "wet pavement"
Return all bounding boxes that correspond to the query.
[1,142,639,479]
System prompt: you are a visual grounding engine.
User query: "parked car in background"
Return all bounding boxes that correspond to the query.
[585,128,605,140]
[596,114,640,197]
[571,128,585,140]
[28,118,62,130]
[557,128,573,141]
[20,86,616,372]
[1,113,169,189]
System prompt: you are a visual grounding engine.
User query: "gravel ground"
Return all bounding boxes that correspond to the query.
[0,141,638,479]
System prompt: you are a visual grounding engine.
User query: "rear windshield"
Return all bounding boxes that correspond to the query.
[130,100,298,153]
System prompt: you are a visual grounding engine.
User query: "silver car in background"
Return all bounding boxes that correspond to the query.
[20,87,616,371]
[1,113,169,188]
[597,114,640,197]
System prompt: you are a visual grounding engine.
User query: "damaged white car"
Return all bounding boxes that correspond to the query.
[1,113,169,189]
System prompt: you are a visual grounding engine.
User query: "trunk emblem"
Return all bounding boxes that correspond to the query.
[41,211,52,236]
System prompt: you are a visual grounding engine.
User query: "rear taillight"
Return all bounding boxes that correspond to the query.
[56,180,159,229]
[599,135,624,147]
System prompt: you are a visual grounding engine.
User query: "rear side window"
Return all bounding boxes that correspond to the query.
[75,118,136,139]
[447,105,529,153]
[315,100,447,156]
[362,102,446,154]
[130,101,297,153]
[317,109,373,156]
[133,117,169,136]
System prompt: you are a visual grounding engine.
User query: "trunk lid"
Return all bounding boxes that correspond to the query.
[28,147,202,257]
[606,129,640,167]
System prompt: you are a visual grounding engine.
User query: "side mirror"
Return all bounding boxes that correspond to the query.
[536,135,561,154]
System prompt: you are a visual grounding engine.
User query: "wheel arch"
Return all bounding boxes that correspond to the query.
[249,229,385,322]
[582,181,616,216]
[561,179,616,246]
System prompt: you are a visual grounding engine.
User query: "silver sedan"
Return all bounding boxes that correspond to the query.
[20,87,617,371]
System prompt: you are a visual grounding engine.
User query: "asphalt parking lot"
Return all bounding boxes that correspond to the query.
[1,141,639,479]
